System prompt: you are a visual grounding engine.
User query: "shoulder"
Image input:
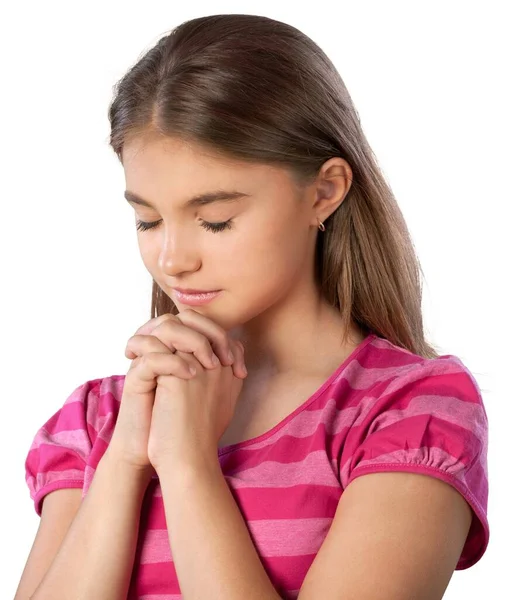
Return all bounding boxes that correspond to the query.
[335,334,487,437]
[335,335,489,569]
[378,337,485,426]
[55,373,126,430]
[25,374,127,515]
[37,374,127,442]
[343,335,488,459]
[300,338,489,591]
[351,334,485,418]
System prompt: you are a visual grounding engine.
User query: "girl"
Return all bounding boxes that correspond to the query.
[16,13,489,600]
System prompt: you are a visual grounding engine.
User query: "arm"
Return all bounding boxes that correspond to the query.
[298,471,473,600]
[157,456,282,600]
[30,451,153,600]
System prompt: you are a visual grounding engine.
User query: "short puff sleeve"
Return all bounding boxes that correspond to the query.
[24,378,106,516]
[341,356,489,570]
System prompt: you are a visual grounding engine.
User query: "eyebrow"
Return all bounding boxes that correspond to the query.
[124,189,251,210]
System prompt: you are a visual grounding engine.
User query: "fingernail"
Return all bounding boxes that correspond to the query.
[189,366,197,376]
[241,364,248,376]
[227,350,234,363]
[211,354,220,366]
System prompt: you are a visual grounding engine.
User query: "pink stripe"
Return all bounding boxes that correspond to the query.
[26,444,86,492]
[42,401,88,435]
[137,517,331,566]
[32,468,85,492]
[340,414,485,485]
[132,555,313,597]
[141,483,340,530]
[137,596,182,600]
[129,561,179,595]
[137,596,184,600]
[365,391,487,440]
[28,429,91,460]
[136,596,299,600]
[137,530,173,564]
[224,449,342,488]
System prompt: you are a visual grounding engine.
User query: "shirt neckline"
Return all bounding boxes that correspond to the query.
[217,332,377,456]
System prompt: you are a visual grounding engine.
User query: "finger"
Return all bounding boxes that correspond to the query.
[129,309,234,370]
[132,313,180,337]
[175,309,236,368]
[126,314,181,358]
[176,311,247,377]
[172,350,201,374]
[125,334,175,360]
[125,333,209,374]
[145,319,220,370]
[133,352,197,382]
[230,340,248,379]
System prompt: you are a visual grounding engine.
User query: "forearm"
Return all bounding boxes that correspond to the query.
[31,451,152,600]
[158,457,282,600]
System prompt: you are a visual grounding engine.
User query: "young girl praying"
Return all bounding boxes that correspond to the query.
[16,13,489,600]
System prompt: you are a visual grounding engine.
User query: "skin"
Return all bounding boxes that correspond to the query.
[121,132,366,394]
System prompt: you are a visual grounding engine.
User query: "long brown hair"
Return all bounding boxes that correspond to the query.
[108,13,440,359]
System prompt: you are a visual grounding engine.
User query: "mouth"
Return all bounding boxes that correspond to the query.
[172,289,222,306]
[173,287,220,294]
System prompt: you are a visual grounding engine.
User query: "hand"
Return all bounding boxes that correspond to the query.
[148,341,245,471]
[106,309,247,474]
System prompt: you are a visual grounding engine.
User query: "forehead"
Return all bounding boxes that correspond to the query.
[122,134,296,200]
[123,135,264,180]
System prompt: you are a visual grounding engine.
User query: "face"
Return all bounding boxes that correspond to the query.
[122,134,319,333]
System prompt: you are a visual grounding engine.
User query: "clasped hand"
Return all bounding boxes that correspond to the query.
[109,309,247,476]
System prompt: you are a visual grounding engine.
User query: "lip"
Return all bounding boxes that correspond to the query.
[173,287,220,294]
[172,289,222,306]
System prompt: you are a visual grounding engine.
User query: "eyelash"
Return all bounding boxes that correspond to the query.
[135,218,233,234]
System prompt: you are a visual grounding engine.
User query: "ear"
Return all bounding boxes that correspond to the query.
[311,158,353,224]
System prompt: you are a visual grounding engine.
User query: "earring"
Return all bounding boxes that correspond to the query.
[317,219,326,232]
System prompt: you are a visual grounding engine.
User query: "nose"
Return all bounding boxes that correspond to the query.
[157,223,200,276]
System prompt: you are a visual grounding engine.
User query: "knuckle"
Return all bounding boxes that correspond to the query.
[133,316,162,335]
[163,313,180,324]
[137,353,150,367]
[169,353,193,375]
[129,355,142,370]
[178,356,192,370]
[153,314,178,332]
[199,336,213,353]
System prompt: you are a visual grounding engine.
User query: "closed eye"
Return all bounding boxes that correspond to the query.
[135,218,233,233]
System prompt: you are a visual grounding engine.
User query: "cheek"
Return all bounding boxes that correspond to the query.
[136,237,166,283]
[137,237,157,264]
[231,224,305,282]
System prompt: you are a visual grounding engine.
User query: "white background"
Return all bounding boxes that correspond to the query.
[1,1,506,598]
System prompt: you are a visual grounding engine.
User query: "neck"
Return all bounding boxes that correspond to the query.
[228,291,364,379]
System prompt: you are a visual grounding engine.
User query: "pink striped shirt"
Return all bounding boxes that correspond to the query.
[25,333,489,598]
